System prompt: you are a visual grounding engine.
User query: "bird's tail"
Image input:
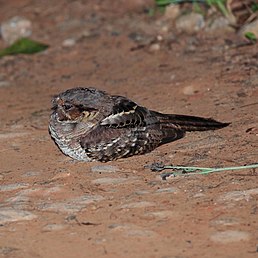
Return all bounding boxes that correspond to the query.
[154,112,230,131]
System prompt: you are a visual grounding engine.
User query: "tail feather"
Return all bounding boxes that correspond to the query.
[154,112,230,131]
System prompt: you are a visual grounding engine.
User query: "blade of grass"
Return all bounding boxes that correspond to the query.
[155,0,205,6]
[158,164,258,176]
[155,0,229,16]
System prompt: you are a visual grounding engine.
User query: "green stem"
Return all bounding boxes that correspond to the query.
[162,164,258,175]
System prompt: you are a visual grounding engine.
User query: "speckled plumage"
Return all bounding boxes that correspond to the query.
[49,87,229,162]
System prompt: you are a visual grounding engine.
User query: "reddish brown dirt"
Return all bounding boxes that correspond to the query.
[0,1,257,258]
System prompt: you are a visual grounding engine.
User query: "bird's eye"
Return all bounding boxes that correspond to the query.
[63,103,73,111]
[83,111,90,117]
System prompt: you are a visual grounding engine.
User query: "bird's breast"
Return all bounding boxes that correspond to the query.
[49,117,93,161]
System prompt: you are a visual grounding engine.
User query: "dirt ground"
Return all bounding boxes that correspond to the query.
[0,1,258,258]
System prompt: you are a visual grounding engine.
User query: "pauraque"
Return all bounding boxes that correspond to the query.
[49,87,229,162]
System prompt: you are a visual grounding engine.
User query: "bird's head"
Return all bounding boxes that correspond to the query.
[51,87,110,123]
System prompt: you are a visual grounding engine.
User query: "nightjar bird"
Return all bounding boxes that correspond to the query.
[49,87,229,162]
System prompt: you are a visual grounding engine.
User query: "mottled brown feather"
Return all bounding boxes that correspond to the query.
[49,87,229,162]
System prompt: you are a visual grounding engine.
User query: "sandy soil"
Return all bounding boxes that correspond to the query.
[0,1,257,258]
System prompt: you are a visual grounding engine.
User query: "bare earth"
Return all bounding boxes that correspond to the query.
[0,1,258,258]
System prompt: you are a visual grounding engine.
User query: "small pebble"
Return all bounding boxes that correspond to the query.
[81,29,91,37]
[62,38,76,47]
[170,74,176,81]
[1,16,32,45]
[182,85,198,96]
[149,43,160,52]
[164,4,180,21]
[176,13,205,34]
[193,193,206,198]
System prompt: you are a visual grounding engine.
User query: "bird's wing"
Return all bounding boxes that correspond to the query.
[79,125,164,162]
[100,96,153,128]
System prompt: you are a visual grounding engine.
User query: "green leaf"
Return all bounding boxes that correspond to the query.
[251,3,258,12]
[0,38,49,58]
[244,32,257,42]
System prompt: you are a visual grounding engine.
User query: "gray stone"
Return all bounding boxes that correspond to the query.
[210,230,250,243]
[91,165,119,173]
[42,223,67,232]
[0,247,19,255]
[156,187,178,193]
[193,193,206,198]
[109,223,157,237]
[38,194,104,213]
[210,217,239,226]
[147,210,176,219]
[92,177,129,185]
[218,188,258,204]
[0,208,37,224]
[5,195,30,209]
[0,81,11,88]
[0,183,29,192]
[0,132,29,139]
[5,186,62,209]
[134,190,151,195]
[206,17,234,33]
[176,13,205,34]
[126,228,157,237]
[121,201,155,209]
[1,16,32,45]
[22,171,41,178]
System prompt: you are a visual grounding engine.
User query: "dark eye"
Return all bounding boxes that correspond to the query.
[63,103,74,111]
